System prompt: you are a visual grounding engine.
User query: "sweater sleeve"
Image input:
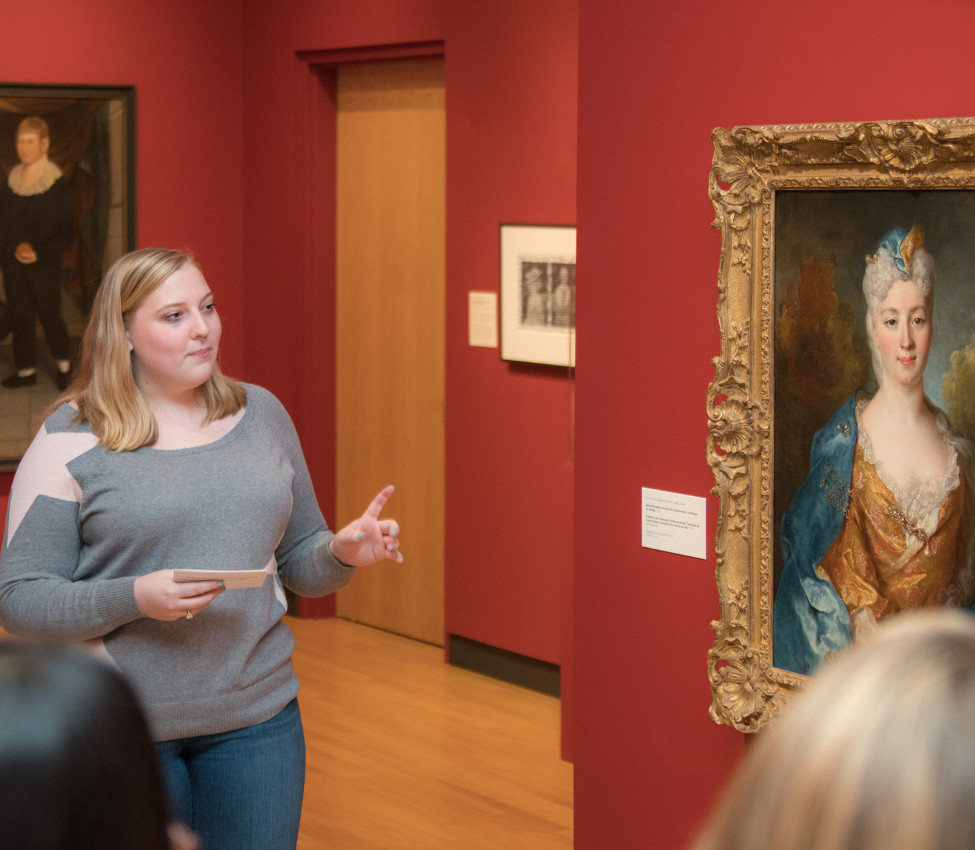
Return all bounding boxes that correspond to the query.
[0,415,143,641]
[262,391,356,597]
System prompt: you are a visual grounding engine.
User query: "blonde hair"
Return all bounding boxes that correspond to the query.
[66,247,246,451]
[16,116,50,141]
[694,609,975,850]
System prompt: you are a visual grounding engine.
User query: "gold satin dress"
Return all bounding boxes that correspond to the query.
[817,419,971,637]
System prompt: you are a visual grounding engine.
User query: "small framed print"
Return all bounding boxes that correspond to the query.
[500,223,576,367]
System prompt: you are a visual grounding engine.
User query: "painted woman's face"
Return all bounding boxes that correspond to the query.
[872,277,932,390]
[16,132,47,166]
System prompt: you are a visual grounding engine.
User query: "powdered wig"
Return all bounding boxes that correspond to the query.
[694,609,975,850]
[67,247,246,450]
[862,225,934,385]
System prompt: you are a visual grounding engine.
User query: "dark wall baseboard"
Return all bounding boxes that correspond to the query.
[447,634,560,698]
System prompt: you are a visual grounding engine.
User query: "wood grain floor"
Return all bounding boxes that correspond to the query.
[288,616,573,849]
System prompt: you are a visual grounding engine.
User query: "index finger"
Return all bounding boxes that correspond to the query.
[363,484,395,520]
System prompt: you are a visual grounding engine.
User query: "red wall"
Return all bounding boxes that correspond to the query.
[573,0,975,846]
[441,5,578,666]
[239,0,577,661]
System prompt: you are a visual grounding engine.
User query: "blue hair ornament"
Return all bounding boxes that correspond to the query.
[874,224,924,275]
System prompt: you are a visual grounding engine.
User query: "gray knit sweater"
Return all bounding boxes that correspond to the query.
[0,384,355,740]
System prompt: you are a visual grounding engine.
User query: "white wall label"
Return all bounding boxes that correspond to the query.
[468,291,498,348]
[641,487,707,560]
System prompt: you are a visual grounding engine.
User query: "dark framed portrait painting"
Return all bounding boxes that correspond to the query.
[705,118,975,732]
[0,83,136,467]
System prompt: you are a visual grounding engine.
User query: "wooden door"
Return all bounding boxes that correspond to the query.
[334,58,445,645]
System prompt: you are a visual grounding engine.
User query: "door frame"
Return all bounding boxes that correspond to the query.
[292,41,445,618]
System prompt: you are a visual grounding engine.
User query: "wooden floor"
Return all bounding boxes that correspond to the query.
[289,617,573,849]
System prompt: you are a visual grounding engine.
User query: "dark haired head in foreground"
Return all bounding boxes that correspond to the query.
[0,642,196,849]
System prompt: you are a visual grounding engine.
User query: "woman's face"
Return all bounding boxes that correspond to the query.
[125,263,222,400]
[16,131,47,166]
[872,277,932,390]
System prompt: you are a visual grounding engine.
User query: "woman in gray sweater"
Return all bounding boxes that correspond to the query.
[0,247,404,850]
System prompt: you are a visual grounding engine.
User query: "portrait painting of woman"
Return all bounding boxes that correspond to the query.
[773,209,975,675]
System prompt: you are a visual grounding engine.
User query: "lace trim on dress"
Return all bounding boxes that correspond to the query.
[856,396,960,523]
[7,157,63,197]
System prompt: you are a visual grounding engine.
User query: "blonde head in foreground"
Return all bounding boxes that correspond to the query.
[695,609,975,850]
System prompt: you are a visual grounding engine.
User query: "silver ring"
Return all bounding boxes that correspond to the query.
[185,610,193,620]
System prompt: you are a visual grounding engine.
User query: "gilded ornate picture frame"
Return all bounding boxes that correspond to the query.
[706,117,975,732]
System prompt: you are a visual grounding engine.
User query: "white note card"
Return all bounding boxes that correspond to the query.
[173,569,268,589]
[468,291,498,348]
[641,488,707,560]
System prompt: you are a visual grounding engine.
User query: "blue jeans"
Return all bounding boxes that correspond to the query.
[155,699,305,850]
